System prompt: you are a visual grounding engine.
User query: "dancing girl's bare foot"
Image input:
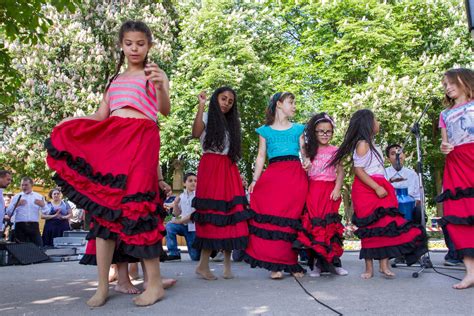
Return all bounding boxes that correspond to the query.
[361,271,373,279]
[87,288,108,307]
[114,282,141,294]
[453,275,474,290]
[133,286,165,306]
[223,269,234,279]
[143,278,177,290]
[163,278,177,289]
[195,267,218,280]
[379,269,396,279]
[292,272,304,278]
[270,271,283,279]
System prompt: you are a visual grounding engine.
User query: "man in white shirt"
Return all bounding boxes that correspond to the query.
[6,177,45,246]
[385,144,426,223]
[165,173,200,261]
[0,170,13,237]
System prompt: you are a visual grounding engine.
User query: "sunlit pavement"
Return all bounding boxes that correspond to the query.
[0,251,471,315]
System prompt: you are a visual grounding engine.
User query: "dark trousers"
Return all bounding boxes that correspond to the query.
[442,225,461,261]
[14,222,43,247]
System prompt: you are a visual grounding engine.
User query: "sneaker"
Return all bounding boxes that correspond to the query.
[309,266,321,277]
[334,267,349,276]
[444,259,462,266]
[165,254,181,262]
[212,251,224,262]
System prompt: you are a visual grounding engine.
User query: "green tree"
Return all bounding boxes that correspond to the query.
[272,0,473,216]
[0,0,78,113]
[160,0,284,178]
[1,0,178,184]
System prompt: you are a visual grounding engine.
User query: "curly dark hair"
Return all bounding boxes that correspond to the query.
[329,109,382,167]
[203,87,242,163]
[304,112,334,161]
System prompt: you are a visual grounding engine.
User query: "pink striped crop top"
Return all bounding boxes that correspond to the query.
[108,75,158,121]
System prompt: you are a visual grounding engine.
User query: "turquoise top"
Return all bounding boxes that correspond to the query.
[256,123,304,159]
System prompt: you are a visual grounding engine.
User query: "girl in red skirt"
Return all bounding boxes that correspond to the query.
[437,68,474,289]
[191,87,251,280]
[45,21,170,307]
[244,92,308,279]
[329,109,427,279]
[293,113,347,277]
[79,166,174,295]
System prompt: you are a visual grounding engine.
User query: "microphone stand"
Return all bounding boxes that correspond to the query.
[391,102,464,276]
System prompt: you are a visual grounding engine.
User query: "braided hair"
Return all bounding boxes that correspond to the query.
[105,21,153,95]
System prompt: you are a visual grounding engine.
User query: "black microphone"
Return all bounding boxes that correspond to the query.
[394,148,402,172]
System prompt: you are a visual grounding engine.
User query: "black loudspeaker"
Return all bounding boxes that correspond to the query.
[0,242,49,266]
[466,0,474,33]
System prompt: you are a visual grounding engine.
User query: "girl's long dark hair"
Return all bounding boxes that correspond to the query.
[105,20,153,93]
[305,112,334,161]
[203,87,242,163]
[328,109,382,167]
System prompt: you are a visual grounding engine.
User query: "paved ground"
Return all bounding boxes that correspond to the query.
[0,251,472,316]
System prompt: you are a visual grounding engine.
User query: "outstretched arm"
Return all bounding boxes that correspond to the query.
[192,91,206,138]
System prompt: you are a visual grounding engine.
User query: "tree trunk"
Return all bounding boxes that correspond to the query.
[342,182,353,223]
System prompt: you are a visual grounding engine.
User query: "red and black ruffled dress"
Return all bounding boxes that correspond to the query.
[244,123,308,273]
[351,146,427,264]
[191,113,252,251]
[45,76,167,263]
[436,101,474,258]
[293,145,344,270]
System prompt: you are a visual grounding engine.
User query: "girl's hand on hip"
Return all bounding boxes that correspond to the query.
[375,186,388,198]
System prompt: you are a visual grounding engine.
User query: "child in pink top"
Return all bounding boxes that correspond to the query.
[294,113,347,277]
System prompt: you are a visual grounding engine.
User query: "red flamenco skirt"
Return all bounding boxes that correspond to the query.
[45,116,166,260]
[191,153,251,251]
[351,175,427,264]
[244,156,308,273]
[437,143,474,259]
[294,180,344,267]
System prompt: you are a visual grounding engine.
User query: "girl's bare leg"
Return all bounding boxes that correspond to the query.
[361,259,374,279]
[87,238,115,307]
[196,249,217,280]
[133,258,165,306]
[223,250,234,279]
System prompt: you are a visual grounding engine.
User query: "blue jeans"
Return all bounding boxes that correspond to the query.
[165,223,200,261]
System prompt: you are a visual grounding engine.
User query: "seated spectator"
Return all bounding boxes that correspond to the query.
[41,188,72,247]
[165,173,200,261]
[385,144,424,223]
[68,201,85,230]
[163,192,176,216]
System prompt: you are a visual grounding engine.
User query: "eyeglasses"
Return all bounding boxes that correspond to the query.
[315,130,333,136]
